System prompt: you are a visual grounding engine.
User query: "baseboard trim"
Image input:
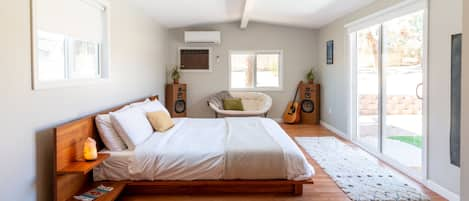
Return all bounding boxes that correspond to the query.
[426,180,460,201]
[319,120,349,139]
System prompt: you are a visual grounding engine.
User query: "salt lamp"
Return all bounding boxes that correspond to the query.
[83,137,98,161]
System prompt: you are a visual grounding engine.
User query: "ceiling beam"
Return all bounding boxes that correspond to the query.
[240,0,254,29]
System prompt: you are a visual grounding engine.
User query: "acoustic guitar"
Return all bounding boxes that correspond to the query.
[283,81,302,124]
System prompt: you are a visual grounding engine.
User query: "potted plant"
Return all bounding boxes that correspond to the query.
[306,69,315,84]
[170,66,181,84]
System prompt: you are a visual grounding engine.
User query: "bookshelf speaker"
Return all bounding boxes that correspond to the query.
[299,83,320,124]
[165,84,187,117]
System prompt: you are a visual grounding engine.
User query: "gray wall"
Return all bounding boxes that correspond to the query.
[0,0,168,200]
[168,22,318,119]
[461,0,469,199]
[317,0,461,196]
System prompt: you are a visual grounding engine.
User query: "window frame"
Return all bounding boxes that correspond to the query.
[31,0,111,90]
[228,50,284,91]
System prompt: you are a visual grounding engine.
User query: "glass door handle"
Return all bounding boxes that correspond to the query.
[416,83,423,100]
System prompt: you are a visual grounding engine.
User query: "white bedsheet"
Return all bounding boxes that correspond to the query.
[94,117,314,181]
[93,149,134,181]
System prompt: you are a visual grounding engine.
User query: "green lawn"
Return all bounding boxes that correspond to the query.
[387,135,422,148]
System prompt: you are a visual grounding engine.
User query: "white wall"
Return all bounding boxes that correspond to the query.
[461,0,469,199]
[317,0,461,197]
[0,0,168,200]
[168,22,318,119]
[426,0,462,196]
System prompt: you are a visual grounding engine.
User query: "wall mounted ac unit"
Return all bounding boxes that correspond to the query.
[184,31,221,44]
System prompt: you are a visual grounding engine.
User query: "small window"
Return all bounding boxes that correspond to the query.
[229,50,282,90]
[32,0,110,89]
[37,31,66,81]
[69,40,101,79]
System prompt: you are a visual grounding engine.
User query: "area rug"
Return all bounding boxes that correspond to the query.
[295,137,430,201]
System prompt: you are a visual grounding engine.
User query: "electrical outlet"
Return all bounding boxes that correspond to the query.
[328,108,332,114]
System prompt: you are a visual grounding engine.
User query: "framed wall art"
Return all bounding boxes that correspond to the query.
[326,40,334,65]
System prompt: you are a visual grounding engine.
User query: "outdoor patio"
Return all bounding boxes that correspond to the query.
[358,115,423,170]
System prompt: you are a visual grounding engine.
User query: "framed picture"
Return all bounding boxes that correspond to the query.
[326,40,334,64]
[450,33,462,167]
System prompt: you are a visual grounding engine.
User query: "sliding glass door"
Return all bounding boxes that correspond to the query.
[352,9,426,177]
[382,11,425,173]
[356,25,381,151]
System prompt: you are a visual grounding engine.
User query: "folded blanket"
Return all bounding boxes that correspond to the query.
[223,117,286,179]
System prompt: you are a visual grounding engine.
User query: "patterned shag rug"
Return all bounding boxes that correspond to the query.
[295,137,430,201]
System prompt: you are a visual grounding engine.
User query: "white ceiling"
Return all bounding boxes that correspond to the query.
[130,0,376,29]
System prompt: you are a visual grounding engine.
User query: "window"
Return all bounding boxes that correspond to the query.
[70,40,101,79]
[229,50,282,90]
[32,0,110,89]
[37,32,101,81]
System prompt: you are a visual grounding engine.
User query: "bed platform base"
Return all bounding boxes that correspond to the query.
[53,95,314,201]
[122,180,313,195]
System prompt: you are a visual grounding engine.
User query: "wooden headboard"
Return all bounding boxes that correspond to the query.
[53,95,158,201]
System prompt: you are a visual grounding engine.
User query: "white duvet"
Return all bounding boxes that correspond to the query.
[94,117,314,181]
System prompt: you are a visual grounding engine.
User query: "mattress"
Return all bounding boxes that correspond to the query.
[93,117,314,181]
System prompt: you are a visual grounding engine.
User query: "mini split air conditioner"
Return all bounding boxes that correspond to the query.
[184,31,221,44]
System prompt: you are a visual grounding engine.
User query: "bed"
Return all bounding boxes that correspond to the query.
[94,117,314,181]
[53,96,314,201]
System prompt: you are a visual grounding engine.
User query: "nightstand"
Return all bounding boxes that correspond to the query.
[56,153,126,201]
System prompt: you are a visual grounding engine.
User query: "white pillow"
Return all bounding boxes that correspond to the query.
[110,107,154,150]
[132,99,170,116]
[129,98,151,107]
[95,114,127,151]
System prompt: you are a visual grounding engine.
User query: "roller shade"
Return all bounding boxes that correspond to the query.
[36,0,105,43]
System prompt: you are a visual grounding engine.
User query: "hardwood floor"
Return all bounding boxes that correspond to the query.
[119,124,447,201]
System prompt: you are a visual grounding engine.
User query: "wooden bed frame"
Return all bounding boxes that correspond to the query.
[53,95,314,201]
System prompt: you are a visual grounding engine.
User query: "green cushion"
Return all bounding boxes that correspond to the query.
[223,98,244,111]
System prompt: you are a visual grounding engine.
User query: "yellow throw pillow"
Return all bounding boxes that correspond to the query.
[223,98,244,111]
[146,111,175,132]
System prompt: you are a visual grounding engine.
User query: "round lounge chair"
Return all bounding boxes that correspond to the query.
[207,91,272,118]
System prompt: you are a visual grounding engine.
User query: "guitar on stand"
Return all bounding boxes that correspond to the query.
[283,81,302,124]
